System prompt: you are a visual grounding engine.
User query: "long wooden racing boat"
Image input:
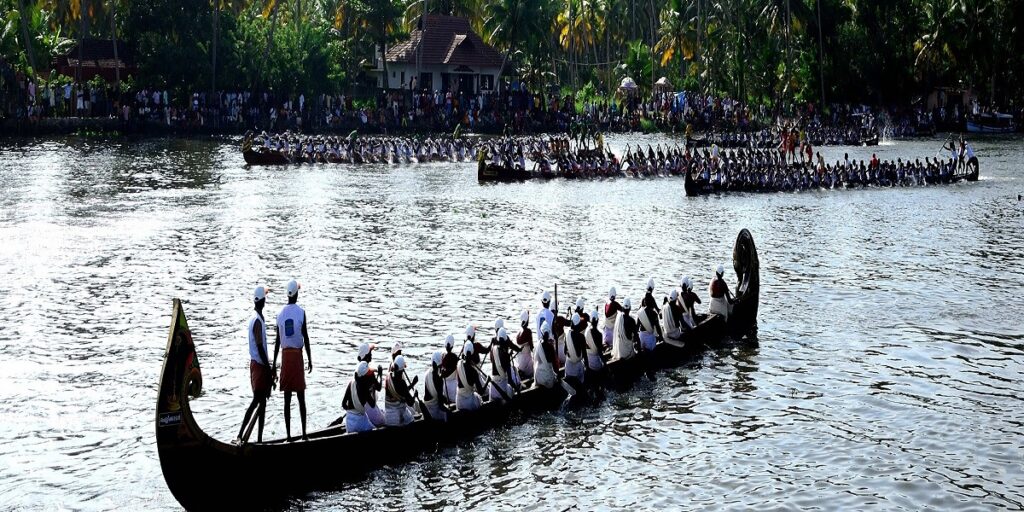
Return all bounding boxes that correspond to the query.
[156,229,760,510]
[685,157,980,197]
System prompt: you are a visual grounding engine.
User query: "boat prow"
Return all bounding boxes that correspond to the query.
[683,167,699,197]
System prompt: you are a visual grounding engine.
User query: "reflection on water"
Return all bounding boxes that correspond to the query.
[0,135,1021,510]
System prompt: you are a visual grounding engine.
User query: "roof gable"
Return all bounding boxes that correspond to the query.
[385,15,504,69]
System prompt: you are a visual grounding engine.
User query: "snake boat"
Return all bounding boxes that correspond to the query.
[156,229,760,510]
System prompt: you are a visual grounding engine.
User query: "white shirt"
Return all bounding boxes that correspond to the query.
[536,307,554,341]
[248,313,268,364]
[276,303,306,349]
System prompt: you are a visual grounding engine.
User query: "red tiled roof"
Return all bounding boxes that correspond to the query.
[385,15,504,69]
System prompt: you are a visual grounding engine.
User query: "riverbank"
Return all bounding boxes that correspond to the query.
[4,116,1017,141]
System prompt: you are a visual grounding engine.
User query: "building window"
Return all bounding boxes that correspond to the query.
[401,71,405,88]
[480,74,494,91]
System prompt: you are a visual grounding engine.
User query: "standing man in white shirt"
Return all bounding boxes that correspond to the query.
[236,285,273,444]
[272,279,312,442]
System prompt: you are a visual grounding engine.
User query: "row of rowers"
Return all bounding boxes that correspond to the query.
[237,268,735,443]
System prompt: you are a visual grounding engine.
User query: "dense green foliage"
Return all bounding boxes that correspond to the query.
[2,0,1022,106]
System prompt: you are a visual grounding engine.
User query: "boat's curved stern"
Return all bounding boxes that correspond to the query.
[730,229,760,337]
[156,300,224,510]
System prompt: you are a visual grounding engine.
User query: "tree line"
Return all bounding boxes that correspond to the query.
[2,0,1022,108]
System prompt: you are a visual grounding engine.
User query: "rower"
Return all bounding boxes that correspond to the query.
[637,287,663,352]
[271,280,312,442]
[384,355,417,426]
[661,289,684,341]
[611,298,638,360]
[584,309,605,372]
[533,321,558,389]
[236,285,272,444]
[515,310,535,380]
[574,297,589,325]
[488,327,520,402]
[440,335,459,406]
[456,342,486,411]
[678,277,700,329]
[357,342,374,364]
[641,277,661,313]
[563,313,587,389]
[551,302,568,368]
[466,325,486,365]
[388,342,405,373]
[493,318,505,340]
[603,287,623,348]
[342,361,383,433]
[709,265,734,320]
[536,291,554,343]
[421,351,449,421]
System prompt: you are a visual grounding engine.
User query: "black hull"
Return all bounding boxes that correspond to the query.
[685,161,981,197]
[156,230,761,510]
[477,161,535,182]
[243,150,291,166]
[683,168,699,197]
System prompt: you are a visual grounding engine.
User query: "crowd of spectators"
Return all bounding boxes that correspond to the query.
[1,59,1020,137]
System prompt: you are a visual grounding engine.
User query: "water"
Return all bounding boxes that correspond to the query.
[0,134,1021,510]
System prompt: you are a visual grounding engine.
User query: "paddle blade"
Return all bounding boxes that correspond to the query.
[560,379,577,396]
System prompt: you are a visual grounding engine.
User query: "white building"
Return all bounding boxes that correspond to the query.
[373,15,505,94]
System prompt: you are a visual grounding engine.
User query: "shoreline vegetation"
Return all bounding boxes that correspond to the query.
[2,0,1022,140]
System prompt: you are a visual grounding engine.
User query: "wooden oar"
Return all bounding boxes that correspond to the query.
[403,373,435,420]
[469,362,513,402]
[559,375,578,397]
[239,408,259,444]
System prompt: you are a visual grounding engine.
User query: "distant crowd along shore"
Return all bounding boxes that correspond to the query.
[3,75,1022,139]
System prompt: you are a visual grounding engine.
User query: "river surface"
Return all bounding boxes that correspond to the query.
[0,134,1022,510]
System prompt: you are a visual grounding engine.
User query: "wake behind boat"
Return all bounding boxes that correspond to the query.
[155,230,760,510]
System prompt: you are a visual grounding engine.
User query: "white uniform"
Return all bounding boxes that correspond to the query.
[603,307,618,347]
[456,360,483,411]
[637,309,658,351]
[344,379,374,433]
[584,328,604,370]
[677,296,697,329]
[515,340,534,379]
[556,330,567,366]
[487,344,517,402]
[536,308,554,342]
[533,341,557,389]
[276,304,306,349]
[563,332,585,381]
[444,372,458,405]
[611,313,635,361]
[248,314,268,364]
[709,281,731,320]
[422,369,447,422]
[384,374,415,426]
[662,304,683,342]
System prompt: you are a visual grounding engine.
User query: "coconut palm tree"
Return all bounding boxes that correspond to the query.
[655,0,697,82]
[211,0,248,93]
[14,0,39,73]
[484,0,549,85]
[348,0,404,90]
